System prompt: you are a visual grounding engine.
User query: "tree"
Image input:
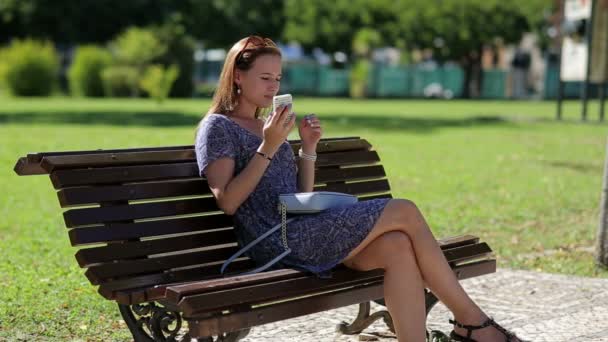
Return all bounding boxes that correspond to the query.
[283,0,398,53]
[0,0,177,44]
[598,137,608,268]
[284,0,550,97]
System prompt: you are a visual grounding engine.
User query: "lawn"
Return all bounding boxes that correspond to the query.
[1,97,607,340]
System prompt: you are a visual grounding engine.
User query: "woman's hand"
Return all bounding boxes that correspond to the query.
[298,113,322,150]
[260,105,296,155]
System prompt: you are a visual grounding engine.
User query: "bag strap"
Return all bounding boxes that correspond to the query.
[220,202,294,275]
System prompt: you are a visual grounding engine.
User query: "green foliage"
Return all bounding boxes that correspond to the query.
[349,59,371,98]
[284,0,549,59]
[152,14,196,97]
[352,28,382,57]
[68,45,112,97]
[139,64,180,103]
[0,39,59,96]
[110,27,166,68]
[100,66,138,97]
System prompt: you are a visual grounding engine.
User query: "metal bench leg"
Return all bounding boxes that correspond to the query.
[338,289,440,336]
[337,302,394,334]
[118,302,183,342]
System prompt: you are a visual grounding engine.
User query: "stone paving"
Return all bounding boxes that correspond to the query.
[237,268,608,342]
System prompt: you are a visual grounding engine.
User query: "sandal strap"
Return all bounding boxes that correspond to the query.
[449,317,520,341]
[487,319,518,340]
[449,317,493,330]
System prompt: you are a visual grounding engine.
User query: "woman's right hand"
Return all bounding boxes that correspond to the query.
[261,105,296,154]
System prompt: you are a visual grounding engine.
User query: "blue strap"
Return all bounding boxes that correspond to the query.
[221,218,295,276]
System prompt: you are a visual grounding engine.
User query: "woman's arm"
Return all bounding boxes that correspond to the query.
[205,108,295,215]
[297,144,316,192]
[206,141,277,215]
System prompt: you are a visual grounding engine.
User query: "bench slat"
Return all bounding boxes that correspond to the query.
[99,259,256,300]
[316,150,379,166]
[50,150,379,189]
[316,165,385,183]
[41,150,196,173]
[63,197,218,228]
[16,137,364,176]
[179,267,385,315]
[68,214,233,245]
[316,179,390,194]
[85,246,241,285]
[75,229,237,267]
[188,281,384,336]
[444,243,492,264]
[117,269,304,305]
[51,163,200,189]
[57,165,387,207]
[58,179,210,207]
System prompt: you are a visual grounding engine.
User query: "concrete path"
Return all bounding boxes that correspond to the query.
[237,268,608,342]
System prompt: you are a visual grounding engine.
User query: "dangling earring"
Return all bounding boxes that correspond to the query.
[237,86,241,95]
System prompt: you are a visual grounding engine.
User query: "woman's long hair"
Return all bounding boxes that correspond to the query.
[206,36,281,120]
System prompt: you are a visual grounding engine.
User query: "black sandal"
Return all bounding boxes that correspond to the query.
[449,317,526,342]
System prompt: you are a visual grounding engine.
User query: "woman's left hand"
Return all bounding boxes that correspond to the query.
[297,113,322,148]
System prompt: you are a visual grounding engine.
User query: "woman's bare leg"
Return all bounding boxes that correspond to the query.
[344,231,427,342]
[343,199,520,342]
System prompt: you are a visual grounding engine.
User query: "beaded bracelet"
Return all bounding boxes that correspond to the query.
[298,148,317,162]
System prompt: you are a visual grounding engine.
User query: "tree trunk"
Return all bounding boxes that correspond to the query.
[597,136,608,267]
[462,48,483,98]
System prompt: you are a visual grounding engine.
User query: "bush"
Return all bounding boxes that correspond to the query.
[350,59,371,98]
[152,15,196,97]
[68,45,112,97]
[111,27,166,69]
[0,39,59,96]
[139,64,180,103]
[100,66,138,97]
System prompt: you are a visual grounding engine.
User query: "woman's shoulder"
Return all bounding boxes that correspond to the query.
[201,113,231,126]
[198,113,232,133]
[196,113,235,144]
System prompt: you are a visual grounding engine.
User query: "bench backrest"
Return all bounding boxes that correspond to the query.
[14,137,392,302]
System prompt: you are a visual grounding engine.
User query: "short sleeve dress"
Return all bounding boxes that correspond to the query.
[195,113,391,278]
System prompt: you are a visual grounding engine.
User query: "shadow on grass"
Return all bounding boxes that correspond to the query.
[541,160,603,174]
[0,111,201,127]
[0,111,511,132]
[319,113,510,133]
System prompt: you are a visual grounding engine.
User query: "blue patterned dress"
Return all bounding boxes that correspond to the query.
[195,113,391,278]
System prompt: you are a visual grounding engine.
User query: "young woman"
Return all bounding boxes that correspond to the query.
[195,36,524,342]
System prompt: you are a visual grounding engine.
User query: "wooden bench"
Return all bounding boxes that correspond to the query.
[14,136,496,342]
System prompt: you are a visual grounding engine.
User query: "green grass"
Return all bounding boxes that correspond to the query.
[1,97,607,340]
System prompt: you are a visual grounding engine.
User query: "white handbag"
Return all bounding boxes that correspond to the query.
[278,191,358,214]
[220,191,358,275]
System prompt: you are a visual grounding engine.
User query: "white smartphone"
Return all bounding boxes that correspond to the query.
[272,94,293,124]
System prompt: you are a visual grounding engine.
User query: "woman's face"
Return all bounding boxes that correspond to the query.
[236,54,282,109]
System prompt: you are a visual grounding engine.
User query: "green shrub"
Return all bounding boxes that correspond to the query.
[100,66,138,97]
[68,45,112,97]
[139,64,180,103]
[153,15,196,97]
[111,27,166,70]
[350,59,371,98]
[0,39,59,96]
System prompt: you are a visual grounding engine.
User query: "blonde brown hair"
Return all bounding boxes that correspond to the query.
[206,36,282,119]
